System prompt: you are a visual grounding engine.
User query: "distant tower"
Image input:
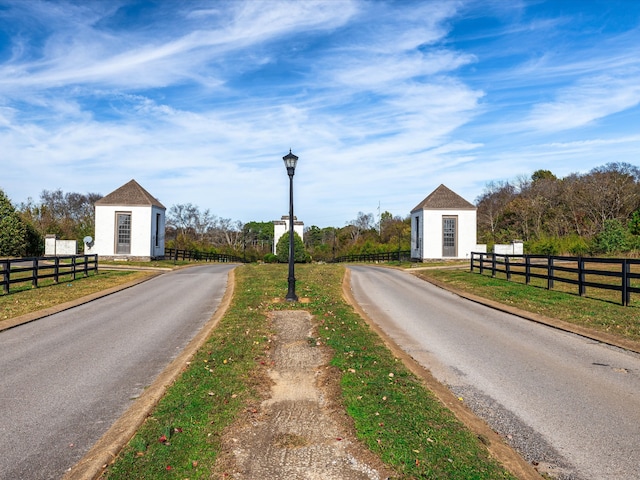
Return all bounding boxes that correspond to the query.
[273,215,304,254]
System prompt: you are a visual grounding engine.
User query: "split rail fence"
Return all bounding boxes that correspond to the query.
[164,248,244,263]
[470,252,640,306]
[334,250,412,263]
[1,254,98,295]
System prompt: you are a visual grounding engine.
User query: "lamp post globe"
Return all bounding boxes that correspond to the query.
[283,149,299,302]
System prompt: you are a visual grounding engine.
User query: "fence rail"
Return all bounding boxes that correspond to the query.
[1,254,98,295]
[164,248,244,263]
[334,250,412,263]
[470,252,640,306]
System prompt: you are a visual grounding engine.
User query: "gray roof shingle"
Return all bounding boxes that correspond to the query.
[95,179,166,209]
[411,184,475,212]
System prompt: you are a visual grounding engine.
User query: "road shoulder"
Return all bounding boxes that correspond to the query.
[416,272,640,355]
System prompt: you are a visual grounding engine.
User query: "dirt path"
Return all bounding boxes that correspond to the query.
[214,310,394,479]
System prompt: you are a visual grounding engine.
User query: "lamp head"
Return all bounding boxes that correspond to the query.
[283,149,298,173]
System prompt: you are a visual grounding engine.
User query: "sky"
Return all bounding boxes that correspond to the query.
[1,0,640,228]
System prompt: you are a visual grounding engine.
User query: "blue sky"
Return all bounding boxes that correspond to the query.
[1,0,639,228]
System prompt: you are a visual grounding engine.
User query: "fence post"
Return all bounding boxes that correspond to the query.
[525,255,531,285]
[547,256,554,290]
[491,253,496,278]
[505,255,511,281]
[32,258,39,288]
[622,259,629,306]
[578,257,585,297]
[2,260,9,294]
[72,256,77,280]
[54,256,59,283]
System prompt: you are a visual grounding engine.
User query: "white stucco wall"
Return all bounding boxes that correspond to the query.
[273,218,304,254]
[493,241,523,255]
[86,205,165,258]
[412,209,477,260]
[44,236,77,256]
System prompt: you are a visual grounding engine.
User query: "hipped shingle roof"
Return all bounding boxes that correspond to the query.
[411,184,475,212]
[95,179,165,209]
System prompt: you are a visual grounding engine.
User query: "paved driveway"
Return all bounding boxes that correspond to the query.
[348,265,640,480]
[0,264,234,480]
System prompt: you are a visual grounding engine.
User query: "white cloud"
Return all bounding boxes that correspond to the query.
[524,73,640,131]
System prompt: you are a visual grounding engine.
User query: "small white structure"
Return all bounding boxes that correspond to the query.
[44,234,77,256]
[493,241,524,255]
[85,179,166,261]
[411,184,479,260]
[273,216,304,254]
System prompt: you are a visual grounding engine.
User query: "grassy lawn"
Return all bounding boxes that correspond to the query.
[0,269,152,321]
[415,267,640,342]
[104,264,515,479]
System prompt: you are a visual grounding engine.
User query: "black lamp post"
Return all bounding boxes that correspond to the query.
[283,149,299,302]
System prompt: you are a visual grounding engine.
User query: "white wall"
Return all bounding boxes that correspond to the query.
[413,209,477,260]
[493,241,523,255]
[273,219,304,254]
[86,205,165,258]
[44,236,77,256]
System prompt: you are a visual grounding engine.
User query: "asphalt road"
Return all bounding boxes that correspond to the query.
[0,264,234,480]
[348,266,640,480]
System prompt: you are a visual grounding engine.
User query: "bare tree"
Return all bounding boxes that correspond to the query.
[476,180,516,242]
[20,189,102,240]
[347,211,374,243]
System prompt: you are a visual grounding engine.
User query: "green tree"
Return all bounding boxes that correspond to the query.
[0,189,27,257]
[629,209,640,236]
[276,231,309,263]
[594,219,628,254]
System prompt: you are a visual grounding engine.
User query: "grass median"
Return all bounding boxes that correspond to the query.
[103,264,515,479]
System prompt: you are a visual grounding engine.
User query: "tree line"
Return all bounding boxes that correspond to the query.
[2,160,638,259]
[165,204,410,263]
[0,189,410,262]
[476,162,640,255]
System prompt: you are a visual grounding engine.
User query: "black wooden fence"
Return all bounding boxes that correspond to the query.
[334,250,412,263]
[470,252,640,306]
[164,248,244,263]
[1,254,98,294]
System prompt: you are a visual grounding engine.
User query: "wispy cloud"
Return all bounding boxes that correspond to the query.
[524,72,640,131]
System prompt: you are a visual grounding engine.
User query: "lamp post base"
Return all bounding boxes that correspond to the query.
[286,277,298,302]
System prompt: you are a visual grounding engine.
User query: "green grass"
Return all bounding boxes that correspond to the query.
[416,268,640,342]
[104,264,514,479]
[0,270,150,320]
